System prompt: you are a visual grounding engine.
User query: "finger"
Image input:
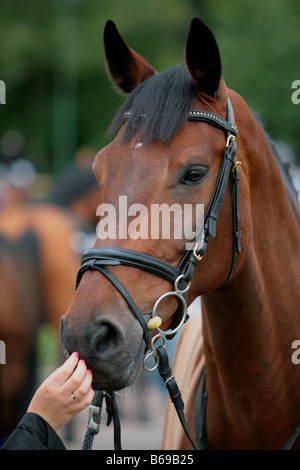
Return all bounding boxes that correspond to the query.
[71,369,93,400]
[73,387,95,411]
[47,352,80,388]
[61,359,88,394]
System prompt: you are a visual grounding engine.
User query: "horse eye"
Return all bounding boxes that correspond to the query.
[182,167,207,185]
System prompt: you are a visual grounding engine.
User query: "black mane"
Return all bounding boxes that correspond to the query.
[109,65,195,143]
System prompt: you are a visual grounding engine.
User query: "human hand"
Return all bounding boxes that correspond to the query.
[27,352,94,431]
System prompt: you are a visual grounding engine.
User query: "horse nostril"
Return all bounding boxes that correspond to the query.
[91,317,125,359]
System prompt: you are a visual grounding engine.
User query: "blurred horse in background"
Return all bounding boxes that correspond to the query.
[0,231,41,440]
[0,204,81,442]
[0,159,99,442]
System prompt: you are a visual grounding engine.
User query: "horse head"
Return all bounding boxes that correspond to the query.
[60,18,250,391]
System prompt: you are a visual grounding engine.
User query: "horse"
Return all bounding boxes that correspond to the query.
[0,202,84,442]
[60,18,300,449]
[0,231,41,440]
[0,203,81,330]
[0,161,100,441]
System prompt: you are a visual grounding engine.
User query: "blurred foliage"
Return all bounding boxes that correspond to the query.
[37,323,60,369]
[0,0,299,174]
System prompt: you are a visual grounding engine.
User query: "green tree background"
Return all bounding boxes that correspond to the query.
[0,0,299,178]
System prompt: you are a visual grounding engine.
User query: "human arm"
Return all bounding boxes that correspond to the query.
[27,351,94,431]
[1,352,94,450]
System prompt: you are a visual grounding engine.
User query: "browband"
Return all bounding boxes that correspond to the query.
[188,108,237,135]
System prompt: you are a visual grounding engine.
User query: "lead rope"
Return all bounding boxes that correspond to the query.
[82,391,122,450]
[82,391,103,450]
[82,345,197,451]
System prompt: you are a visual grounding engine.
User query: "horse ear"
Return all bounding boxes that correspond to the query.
[185,17,222,97]
[103,20,156,94]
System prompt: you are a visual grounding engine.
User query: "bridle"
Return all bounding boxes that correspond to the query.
[77,96,240,346]
[78,96,242,450]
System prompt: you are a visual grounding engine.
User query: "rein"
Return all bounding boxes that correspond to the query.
[195,366,300,450]
[79,96,241,450]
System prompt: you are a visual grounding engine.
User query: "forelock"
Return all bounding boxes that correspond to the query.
[109,65,195,143]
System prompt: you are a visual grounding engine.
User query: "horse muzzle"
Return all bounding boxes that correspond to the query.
[60,311,145,390]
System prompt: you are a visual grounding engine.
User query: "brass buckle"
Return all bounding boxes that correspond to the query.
[226,134,236,148]
[193,243,203,262]
[231,161,242,173]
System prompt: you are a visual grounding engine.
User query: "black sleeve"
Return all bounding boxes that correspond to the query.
[0,413,66,450]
